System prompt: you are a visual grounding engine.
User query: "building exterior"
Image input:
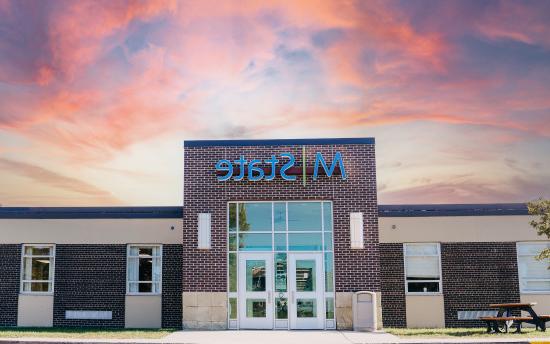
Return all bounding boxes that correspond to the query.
[0,138,547,330]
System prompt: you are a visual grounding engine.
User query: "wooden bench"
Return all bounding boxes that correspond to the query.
[480,303,550,333]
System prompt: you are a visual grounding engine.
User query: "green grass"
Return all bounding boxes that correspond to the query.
[386,327,550,338]
[0,327,175,339]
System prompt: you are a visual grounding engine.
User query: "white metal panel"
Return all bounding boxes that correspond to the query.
[198,213,211,249]
[350,212,364,249]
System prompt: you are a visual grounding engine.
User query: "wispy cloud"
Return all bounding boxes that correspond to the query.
[0,158,120,203]
[0,0,549,205]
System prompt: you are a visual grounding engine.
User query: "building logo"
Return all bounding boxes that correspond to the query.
[215,146,346,185]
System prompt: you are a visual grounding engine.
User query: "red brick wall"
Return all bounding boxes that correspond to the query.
[380,243,406,327]
[182,143,380,293]
[441,242,520,327]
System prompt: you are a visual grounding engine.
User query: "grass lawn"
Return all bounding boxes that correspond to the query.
[386,327,550,338]
[0,327,175,339]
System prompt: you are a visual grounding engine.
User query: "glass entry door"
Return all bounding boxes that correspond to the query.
[288,253,324,329]
[238,253,274,329]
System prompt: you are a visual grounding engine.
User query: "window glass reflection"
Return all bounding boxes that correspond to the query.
[323,202,332,231]
[288,202,322,231]
[295,259,315,292]
[274,202,286,231]
[239,203,272,231]
[246,260,266,292]
[275,253,287,292]
[228,203,237,232]
[239,233,272,251]
[288,233,322,251]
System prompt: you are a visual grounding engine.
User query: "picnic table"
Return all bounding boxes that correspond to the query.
[480,303,550,333]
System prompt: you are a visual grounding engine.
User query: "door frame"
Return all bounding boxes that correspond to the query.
[238,252,274,329]
[288,252,325,329]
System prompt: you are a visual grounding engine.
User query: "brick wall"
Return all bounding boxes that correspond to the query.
[162,244,183,328]
[183,143,380,293]
[0,244,20,327]
[441,242,520,327]
[53,245,126,327]
[379,243,406,327]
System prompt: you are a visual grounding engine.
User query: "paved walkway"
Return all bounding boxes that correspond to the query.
[0,331,546,344]
[164,330,400,343]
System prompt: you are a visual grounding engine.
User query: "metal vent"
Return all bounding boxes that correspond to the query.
[457,310,497,320]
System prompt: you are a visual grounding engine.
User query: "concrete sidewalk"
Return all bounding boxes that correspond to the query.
[0,330,546,344]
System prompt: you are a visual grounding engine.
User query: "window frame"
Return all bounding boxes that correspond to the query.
[517,241,550,294]
[403,242,442,295]
[20,244,56,295]
[126,244,163,295]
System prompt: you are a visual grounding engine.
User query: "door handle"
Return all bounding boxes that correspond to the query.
[268,290,272,304]
[291,291,295,304]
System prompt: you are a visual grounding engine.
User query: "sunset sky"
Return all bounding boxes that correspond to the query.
[1,0,549,206]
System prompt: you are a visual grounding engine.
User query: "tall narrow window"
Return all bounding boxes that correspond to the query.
[127,245,162,294]
[404,243,441,293]
[21,244,55,293]
[517,242,550,292]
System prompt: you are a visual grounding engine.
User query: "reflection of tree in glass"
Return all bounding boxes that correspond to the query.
[239,204,250,231]
[229,204,237,231]
[238,204,250,249]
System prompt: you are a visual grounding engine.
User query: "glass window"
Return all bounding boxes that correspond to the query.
[324,252,334,292]
[323,202,332,231]
[246,260,266,292]
[274,202,286,231]
[229,253,237,292]
[288,233,322,251]
[326,297,335,319]
[229,233,237,251]
[295,260,316,291]
[246,299,267,317]
[229,297,237,319]
[239,233,272,251]
[288,202,322,231]
[518,242,550,292]
[239,203,272,231]
[127,245,162,294]
[324,232,333,251]
[228,203,237,232]
[274,233,286,251]
[276,298,288,319]
[404,243,441,293]
[21,245,55,293]
[275,253,287,292]
[297,299,317,318]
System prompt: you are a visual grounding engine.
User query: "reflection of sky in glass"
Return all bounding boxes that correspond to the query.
[239,233,272,251]
[289,233,322,251]
[288,202,322,231]
[323,203,332,231]
[274,202,286,231]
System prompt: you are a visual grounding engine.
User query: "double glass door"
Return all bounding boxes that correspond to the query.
[238,252,324,329]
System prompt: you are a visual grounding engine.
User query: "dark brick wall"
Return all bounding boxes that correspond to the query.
[162,244,183,328]
[183,143,380,292]
[380,243,406,327]
[441,242,520,327]
[0,244,20,327]
[53,245,126,327]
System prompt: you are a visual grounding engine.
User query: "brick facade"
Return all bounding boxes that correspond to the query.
[162,244,183,328]
[0,244,20,327]
[183,142,380,293]
[379,243,406,327]
[441,242,521,327]
[53,245,127,327]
